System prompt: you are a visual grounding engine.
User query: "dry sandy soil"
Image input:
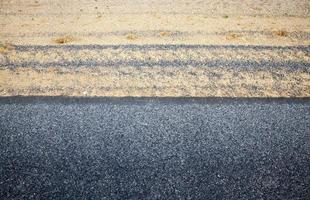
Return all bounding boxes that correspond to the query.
[0,0,309,97]
[0,0,309,46]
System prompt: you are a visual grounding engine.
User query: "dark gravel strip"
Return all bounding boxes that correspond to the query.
[3,60,309,70]
[11,44,310,51]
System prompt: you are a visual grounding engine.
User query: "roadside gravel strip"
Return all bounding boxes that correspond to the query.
[0,97,309,199]
[1,45,309,97]
[2,45,309,68]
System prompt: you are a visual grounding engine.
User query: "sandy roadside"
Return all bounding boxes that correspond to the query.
[0,0,309,97]
[1,0,309,46]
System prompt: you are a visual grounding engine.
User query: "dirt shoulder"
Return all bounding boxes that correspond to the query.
[0,1,309,46]
[1,15,309,46]
[0,1,309,97]
[1,0,309,17]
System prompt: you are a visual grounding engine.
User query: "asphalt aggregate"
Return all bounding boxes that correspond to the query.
[0,97,309,199]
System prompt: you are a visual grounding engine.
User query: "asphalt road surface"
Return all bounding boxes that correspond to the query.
[0,97,309,199]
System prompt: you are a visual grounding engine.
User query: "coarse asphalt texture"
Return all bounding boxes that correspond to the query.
[0,97,309,199]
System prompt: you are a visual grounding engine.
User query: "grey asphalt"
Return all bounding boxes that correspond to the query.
[0,97,310,199]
